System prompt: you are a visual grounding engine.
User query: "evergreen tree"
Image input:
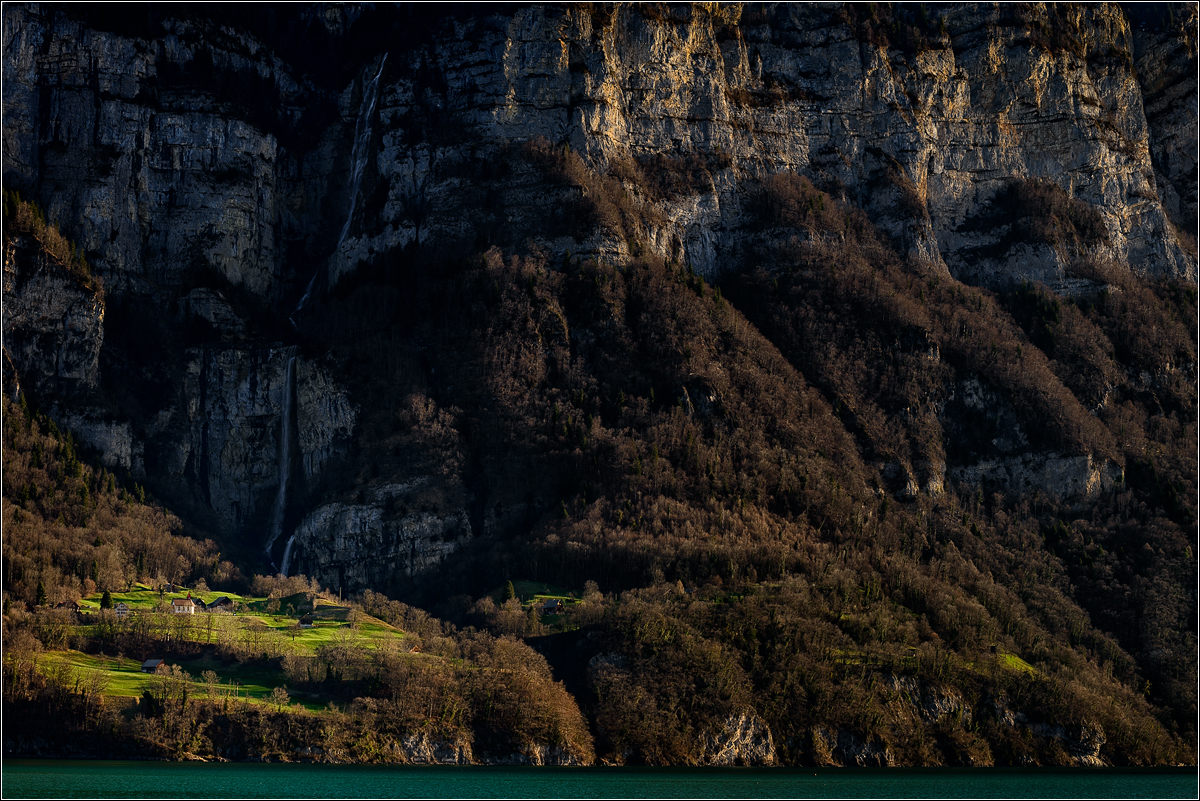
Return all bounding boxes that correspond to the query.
[101,590,113,609]
[504,580,517,602]
[36,579,47,606]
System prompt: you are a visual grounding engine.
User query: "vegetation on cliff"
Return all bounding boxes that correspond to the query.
[2,190,97,291]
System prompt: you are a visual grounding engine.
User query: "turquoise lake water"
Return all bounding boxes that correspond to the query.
[2,761,1196,799]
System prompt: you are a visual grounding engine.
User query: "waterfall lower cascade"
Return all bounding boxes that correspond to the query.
[264,347,298,572]
[279,530,298,577]
[292,53,388,324]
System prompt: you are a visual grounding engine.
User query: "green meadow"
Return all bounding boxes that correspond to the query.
[38,649,333,711]
[53,585,425,710]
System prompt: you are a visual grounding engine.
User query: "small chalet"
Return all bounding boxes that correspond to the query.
[56,600,82,611]
[540,598,565,615]
[171,597,196,614]
[299,614,314,628]
[207,596,233,612]
[114,602,131,619]
[141,659,166,674]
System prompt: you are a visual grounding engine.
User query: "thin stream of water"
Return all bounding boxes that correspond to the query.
[263,349,297,570]
[294,54,388,322]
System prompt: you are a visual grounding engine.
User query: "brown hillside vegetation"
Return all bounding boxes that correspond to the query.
[2,396,240,606]
[276,155,1195,762]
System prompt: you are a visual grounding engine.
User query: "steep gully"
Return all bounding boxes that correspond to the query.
[270,55,389,575]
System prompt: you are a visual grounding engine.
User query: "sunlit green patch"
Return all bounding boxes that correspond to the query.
[999,651,1038,675]
[511,581,578,604]
[69,590,413,661]
[38,650,156,698]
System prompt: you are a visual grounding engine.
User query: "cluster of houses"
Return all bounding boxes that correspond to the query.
[162,593,236,616]
[55,592,239,618]
[167,594,228,614]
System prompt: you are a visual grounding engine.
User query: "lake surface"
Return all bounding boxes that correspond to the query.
[2,761,1196,799]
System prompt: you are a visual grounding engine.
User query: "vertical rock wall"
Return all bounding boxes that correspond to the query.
[146,346,358,537]
[2,235,104,399]
[3,2,1195,592]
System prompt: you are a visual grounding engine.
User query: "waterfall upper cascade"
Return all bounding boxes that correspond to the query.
[293,54,389,323]
[264,347,298,570]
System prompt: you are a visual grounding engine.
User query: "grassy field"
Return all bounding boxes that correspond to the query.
[37,649,331,711]
[510,580,577,603]
[492,580,583,622]
[78,587,410,656]
[999,651,1039,675]
[95,583,245,608]
[237,612,410,655]
[44,586,421,711]
[40,650,158,698]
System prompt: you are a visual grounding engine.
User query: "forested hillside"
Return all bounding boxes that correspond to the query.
[3,2,1196,766]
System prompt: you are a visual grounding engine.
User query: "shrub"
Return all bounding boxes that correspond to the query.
[522,137,645,240]
[1006,179,1109,247]
[632,150,733,201]
[958,179,1109,252]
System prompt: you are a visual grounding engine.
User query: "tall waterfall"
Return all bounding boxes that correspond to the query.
[293,54,388,323]
[264,347,297,570]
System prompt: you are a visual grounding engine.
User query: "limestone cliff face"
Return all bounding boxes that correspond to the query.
[791,674,1111,767]
[295,358,356,482]
[939,374,1124,501]
[699,710,777,766]
[58,412,140,474]
[355,3,1194,284]
[2,2,1195,590]
[2,234,103,400]
[1131,4,1198,236]
[140,346,357,536]
[287,480,471,593]
[948,452,1123,504]
[2,6,302,297]
[168,346,293,532]
[299,725,586,766]
[6,3,1192,297]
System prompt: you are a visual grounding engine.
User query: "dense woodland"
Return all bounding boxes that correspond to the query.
[3,3,1198,766]
[2,395,242,605]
